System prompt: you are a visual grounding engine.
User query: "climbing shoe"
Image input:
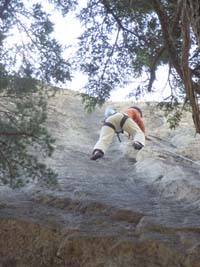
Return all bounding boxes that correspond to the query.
[133,141,144,150]
[90,149,104,160]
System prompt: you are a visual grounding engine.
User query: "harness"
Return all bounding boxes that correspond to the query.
[103,113,128,142]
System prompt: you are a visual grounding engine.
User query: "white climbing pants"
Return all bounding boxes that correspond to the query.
[93,112,145,154]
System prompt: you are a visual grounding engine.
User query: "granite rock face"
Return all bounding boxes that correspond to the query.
[0,90,200,267]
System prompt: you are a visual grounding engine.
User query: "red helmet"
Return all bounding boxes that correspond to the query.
[129,106,143,117]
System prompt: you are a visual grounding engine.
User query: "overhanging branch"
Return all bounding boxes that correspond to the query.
[152,0,183,79]
[148,46,167,92]
[102,0,148,45]
[100,27,120,82]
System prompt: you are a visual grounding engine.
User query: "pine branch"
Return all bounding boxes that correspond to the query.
[0,0,11,19]
[100,27,120,82]
[102,0,148,45]
[148,46,166,92]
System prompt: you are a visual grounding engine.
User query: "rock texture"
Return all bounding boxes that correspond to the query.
[0,89,200,267]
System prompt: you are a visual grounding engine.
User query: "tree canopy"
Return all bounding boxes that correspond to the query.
[0,0,75,187]
[72,0,200,132]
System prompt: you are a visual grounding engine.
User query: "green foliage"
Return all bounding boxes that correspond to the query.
[0,83,58,188]
[158,98,191,129]
[80,93,105,113]
[48,0,78,15]
[167,110,182,130]
[69,0,200,116]
[72,0,168,105]
[0,0,73,188]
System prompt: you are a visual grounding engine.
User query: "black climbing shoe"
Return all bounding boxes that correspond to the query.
[90,149,104,160]
[133,141,144,150]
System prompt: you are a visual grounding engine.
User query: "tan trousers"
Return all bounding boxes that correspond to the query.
[94,112,145,154]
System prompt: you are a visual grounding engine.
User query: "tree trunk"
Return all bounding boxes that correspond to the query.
[186,0,200,48]
[181,3,200,134]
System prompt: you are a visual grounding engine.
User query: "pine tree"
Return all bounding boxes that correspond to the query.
[0,0,75,187]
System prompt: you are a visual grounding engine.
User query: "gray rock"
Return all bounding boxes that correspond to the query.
[0,90,200,267]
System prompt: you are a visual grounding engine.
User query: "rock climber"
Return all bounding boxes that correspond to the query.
[90,106,146,160]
